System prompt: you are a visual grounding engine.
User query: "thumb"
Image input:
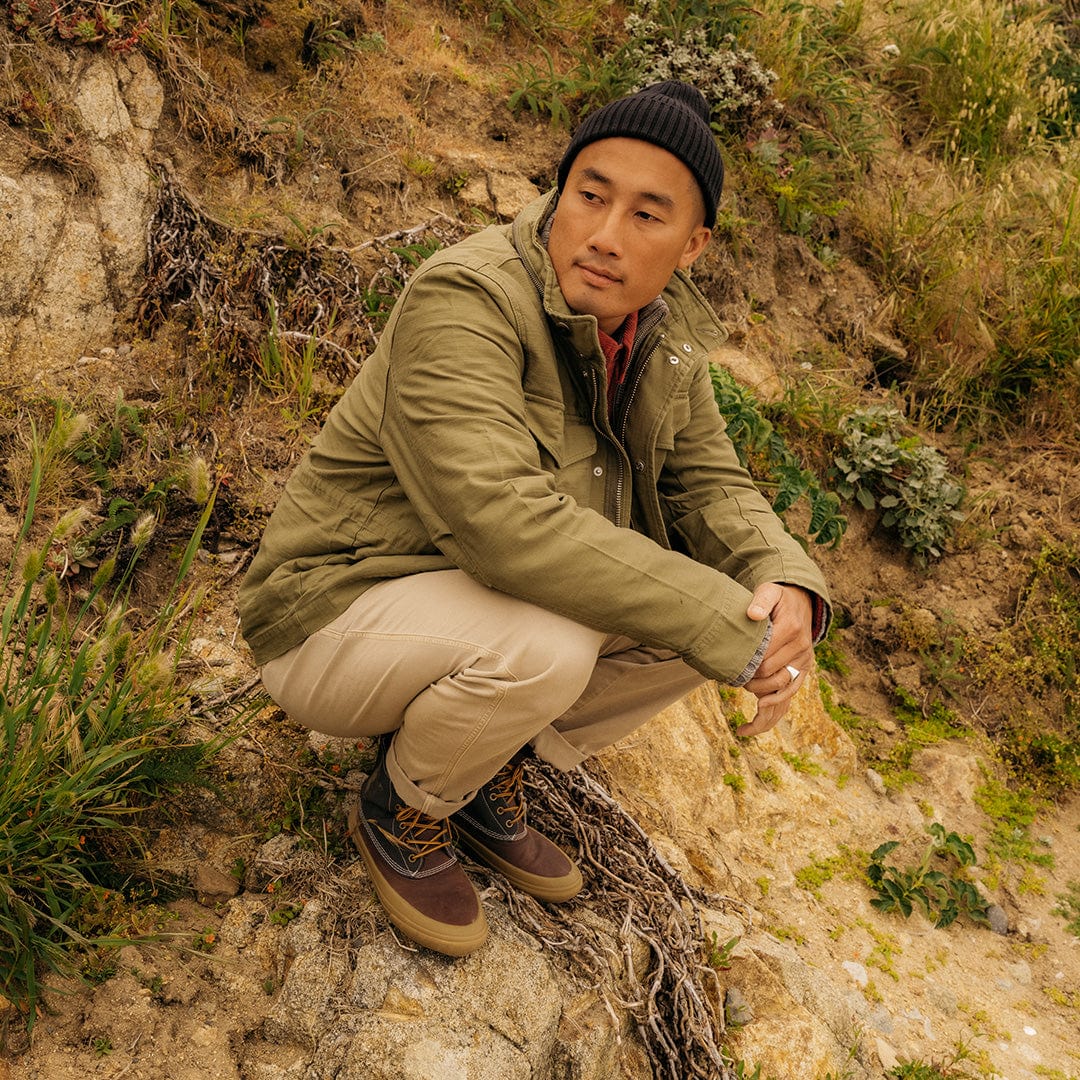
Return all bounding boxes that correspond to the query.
[747,582,783,621]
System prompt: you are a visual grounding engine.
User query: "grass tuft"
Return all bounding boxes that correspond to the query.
[0,410,221,1025]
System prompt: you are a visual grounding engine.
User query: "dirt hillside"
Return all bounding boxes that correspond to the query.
[2,1,1079,1077]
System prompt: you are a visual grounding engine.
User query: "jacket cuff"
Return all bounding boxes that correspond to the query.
[732,623,772,687]
[810,593,830,645]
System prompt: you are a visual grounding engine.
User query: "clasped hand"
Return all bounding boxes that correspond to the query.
[734,582,814,737]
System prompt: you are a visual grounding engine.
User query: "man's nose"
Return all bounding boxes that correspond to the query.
[586,211,624,257]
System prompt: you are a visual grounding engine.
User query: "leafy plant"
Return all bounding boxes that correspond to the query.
[769,154,847,237]
[711,366,846,548]
[833,405,964,562]
[867,823,990,929]
[507,44,636,127]
[0,410,220,1025]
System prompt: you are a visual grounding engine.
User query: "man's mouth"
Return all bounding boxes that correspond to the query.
[577,263,621,286]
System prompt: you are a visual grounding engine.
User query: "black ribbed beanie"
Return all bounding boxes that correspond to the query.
[556,81,724,227]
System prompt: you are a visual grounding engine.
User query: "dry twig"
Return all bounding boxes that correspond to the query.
[137,167,469,375]
[476,758,740,1080]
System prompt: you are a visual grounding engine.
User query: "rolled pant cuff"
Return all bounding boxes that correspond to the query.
[530,725,587,771]
[385,740,475,820]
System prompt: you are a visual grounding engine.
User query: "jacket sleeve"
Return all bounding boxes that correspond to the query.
[376,264,772,684]
[659,355,832,624]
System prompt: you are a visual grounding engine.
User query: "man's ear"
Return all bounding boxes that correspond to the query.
[678,226,712,269]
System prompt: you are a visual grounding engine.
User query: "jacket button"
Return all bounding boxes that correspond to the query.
[635,460,645,472]
[682,342,693,353]
[593,466,604,477]
[668,355,680,365]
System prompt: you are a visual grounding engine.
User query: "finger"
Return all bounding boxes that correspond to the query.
[744,662,806,698]
[736,699,789,737]
[747,582,784,621]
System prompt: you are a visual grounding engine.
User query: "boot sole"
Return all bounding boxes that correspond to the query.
[348,802,488,957]
[456,829,584,903]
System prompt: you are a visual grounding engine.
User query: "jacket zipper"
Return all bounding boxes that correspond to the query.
[612,335,664,527]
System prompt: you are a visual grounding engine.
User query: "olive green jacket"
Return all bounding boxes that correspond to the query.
[239,191,830,678]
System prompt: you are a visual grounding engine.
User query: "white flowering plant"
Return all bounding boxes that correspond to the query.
[624,0,782,135]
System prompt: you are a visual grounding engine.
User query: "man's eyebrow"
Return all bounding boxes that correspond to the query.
[577,167,677,211]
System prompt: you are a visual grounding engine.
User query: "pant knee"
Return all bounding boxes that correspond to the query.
[500,620,602,716]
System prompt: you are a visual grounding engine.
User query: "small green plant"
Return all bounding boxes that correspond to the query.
[867,823,990,929]
[260,108,339,158]
[768,153,848,238]
[973,779,1054,869]
[704,931,739,969]
[723,773,746,793]
[833,405,964,562]
[256,300,332,433]
[1053,881,1080,938]
[193,928,218,952]
[711,367,846,548]
[814,633,850,676]
[506,46,580,128]
[269,903,303,927]
[300,17,359,66]
[795,853,840,896]
[757,767,780,789]
[887,1042,980,1078]
[403,153,435,178]
[730,1061,763,1079]
[781,751,822,776]
[90,1035,113,1057]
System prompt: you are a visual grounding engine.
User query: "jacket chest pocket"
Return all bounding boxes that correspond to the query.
[651,393,692,458]
[525,395,599,498]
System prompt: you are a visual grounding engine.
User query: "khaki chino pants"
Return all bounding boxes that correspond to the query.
[260,570,706,819]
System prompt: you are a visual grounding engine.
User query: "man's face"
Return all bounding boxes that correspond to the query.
[548,137,712,335]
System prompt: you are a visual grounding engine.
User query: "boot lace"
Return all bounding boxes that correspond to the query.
[377,806,454,863]
[487,761,526,829]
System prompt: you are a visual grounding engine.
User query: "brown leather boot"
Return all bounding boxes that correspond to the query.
[348,748,488,957]
[452,753,583,903]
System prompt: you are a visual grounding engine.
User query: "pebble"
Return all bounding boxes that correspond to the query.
[986,903,1010,935]
[193,863,240,905]
[868,1005,894,1034]
[904,1007,934,1040]
[1007,960,1032,985]
[925,985,957,1015]
[875,1038,900,1071]
[842,960,869,987]
[866,768,887,797]
[724,987,754,1026]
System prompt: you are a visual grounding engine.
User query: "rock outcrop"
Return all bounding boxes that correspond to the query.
[1,52,162,383]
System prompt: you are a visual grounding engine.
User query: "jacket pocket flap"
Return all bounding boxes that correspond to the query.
[655,394,692,450]
[525,395,597,467]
